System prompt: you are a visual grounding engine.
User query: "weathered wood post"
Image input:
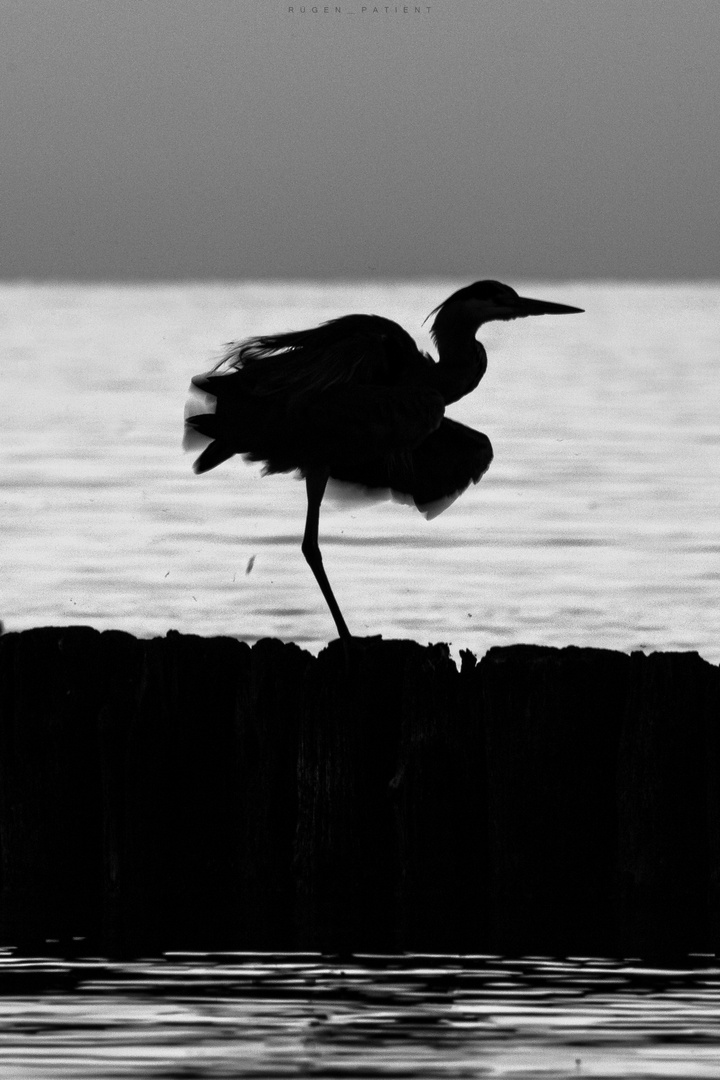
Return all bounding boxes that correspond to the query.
[232,637,310,948]
[295,638,414,951]
[480,645,632,956]
[391,645,488,951]
[615,651,720,956]
[99,632,310,952]
[295,639,489,953]
[0,627,719,956]
[98,631,251,951]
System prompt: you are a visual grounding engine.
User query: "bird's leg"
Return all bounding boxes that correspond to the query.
[302,469,351,640]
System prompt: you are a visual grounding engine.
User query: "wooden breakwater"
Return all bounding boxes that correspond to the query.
[0,626,718,957]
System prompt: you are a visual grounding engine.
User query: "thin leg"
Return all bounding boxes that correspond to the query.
[302,470,351,640]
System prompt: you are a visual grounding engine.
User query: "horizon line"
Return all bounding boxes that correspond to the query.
[1,275,719,287]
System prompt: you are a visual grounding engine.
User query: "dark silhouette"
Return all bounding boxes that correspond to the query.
[185,281,583,638]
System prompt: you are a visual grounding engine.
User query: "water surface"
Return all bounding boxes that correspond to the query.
[1,281,718,660]
[1,953,719,1078]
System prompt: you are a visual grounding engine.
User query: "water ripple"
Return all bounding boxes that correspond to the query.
[0,954,719,1077]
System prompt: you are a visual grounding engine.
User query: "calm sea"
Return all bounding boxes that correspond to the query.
[1,280,718,661]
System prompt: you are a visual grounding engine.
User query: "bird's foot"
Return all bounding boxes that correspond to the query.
[329,633,384,676]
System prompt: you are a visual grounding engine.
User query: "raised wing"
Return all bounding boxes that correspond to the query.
[408,419,494,517]
[327,418,493,519]
[193,314,429,406]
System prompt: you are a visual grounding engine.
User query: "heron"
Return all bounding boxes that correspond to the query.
[184,280,583,640]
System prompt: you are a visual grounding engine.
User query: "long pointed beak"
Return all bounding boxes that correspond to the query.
[516,295,584,316]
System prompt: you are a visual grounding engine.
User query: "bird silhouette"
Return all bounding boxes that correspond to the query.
[184,280,583,640]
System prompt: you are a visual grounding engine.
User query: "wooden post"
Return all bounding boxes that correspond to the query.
[0,628,718,955]
[481,645,632,955]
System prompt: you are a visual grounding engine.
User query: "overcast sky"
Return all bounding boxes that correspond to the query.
[2,0,718,280]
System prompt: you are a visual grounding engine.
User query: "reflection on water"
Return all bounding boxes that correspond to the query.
[1,281,719,660]
[0,953,719,1077]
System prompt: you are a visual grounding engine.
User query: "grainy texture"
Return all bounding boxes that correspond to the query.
[0,627,717,956]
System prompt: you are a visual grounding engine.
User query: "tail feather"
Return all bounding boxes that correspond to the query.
[184,412,236,474]
[192,439,236,474]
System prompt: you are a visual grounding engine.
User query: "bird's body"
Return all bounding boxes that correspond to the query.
[185,280,583,639]
[187,312,491,514]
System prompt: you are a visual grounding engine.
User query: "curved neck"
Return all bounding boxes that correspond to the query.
[433,327,480,365]
[431,305,485,358]
[432,303,485,360]
[429,318,488,405]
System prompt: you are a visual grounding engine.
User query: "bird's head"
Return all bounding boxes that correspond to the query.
[426,280,584,339]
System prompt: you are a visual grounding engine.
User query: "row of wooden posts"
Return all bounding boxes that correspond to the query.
[0,625,717,956]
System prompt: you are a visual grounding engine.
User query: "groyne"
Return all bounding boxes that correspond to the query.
[0,626,718,956]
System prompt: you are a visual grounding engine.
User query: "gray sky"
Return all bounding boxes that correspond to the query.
[2,0,718,279]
